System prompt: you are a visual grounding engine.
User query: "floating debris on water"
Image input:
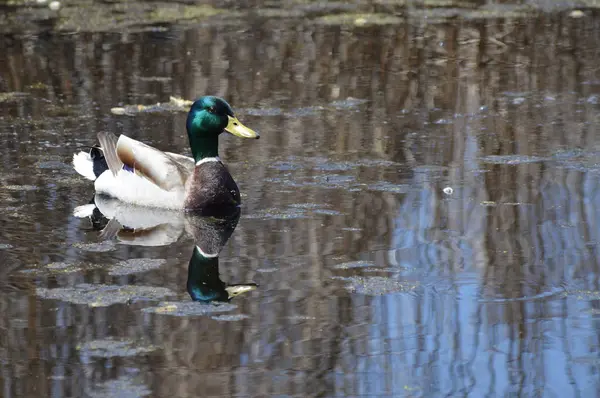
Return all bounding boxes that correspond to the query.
[329,97,369,109]
[111,96,368,118]
[502,91,531,98]
[314,159,399,172]
[357,158,399,167]
[78,338,158,358]
[583,308,600,316]
[314,161,356,171]
[54,176,88,187]
[366,182,409,194]
[267,157,398,176]
[333,276,418,295]
[480,155,547,164]
[74,241,116,252]
[362,268,400,273]
[282,203,341,216]
[0,92,28,103]
[480,201,529,207]
[288,203,327,209]
[332,260,376,270]
[4,185,39,191]
[211,314,250,321]
[312,174,356,185]
[287,315,317,321]
[137,76,172,82]
[256,267,278,273]
[268,161,304,171]
[252,8,305,18]
[313,209,343,216]
[550,148,585,160]
[552,150,600,172]
[37,284,175,307]
[284,105,325,117]
[241,107,283,116]
[47,262,80,270]
[570,10,585,18]
[243,207,307,220]
[88,376,151,398]
[48,1,60,11]
[443,187,453,195]
[168,96,193,108]
[0,243,13,250]
[21,261,102,275]
[36,160,71,170]
[108,258,167,276]
[143,301,237,316]
[313,13,403,26]
[479,287,565,303]
[564,289,600,301]
[557,162,600,172]
[111,96,193,115]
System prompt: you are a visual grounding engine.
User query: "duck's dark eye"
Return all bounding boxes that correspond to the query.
[207,106,216,114]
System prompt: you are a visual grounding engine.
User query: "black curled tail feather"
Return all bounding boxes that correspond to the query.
[89,145,109,178]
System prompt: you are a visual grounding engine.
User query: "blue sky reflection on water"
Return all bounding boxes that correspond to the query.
[383,162,600,397]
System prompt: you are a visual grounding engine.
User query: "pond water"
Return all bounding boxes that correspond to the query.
[2,2,600,397]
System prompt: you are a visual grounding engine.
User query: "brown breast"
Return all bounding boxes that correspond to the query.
[183,161,241,212]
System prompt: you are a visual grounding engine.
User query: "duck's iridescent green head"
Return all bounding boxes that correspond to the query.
[186,96,258,161]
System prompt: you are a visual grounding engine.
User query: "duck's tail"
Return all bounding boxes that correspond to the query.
[73,203,96,218]
[72,145,109,181]
[72,151,96,180]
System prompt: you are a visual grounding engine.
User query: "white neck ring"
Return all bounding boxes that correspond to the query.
[195,157,221,166]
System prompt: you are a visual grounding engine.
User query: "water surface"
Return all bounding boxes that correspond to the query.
[2,2,600,397]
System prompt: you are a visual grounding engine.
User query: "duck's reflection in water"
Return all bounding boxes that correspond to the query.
[185,209,256,302]
[75,194,257,302]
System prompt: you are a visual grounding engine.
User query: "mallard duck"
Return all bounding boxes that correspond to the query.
[72,96,259,211]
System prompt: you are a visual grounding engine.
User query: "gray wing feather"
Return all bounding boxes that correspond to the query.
[97,132,123,176]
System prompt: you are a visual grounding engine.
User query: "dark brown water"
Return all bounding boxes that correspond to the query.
[2,2,600,397]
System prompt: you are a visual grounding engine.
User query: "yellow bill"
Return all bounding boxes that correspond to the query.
[226,284,258,299]
[225,115,259,139]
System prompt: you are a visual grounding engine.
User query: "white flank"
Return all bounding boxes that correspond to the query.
[72,151,97,181]
[73,203,96,218]
[94,169,185,209]
[195,157,221,166]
